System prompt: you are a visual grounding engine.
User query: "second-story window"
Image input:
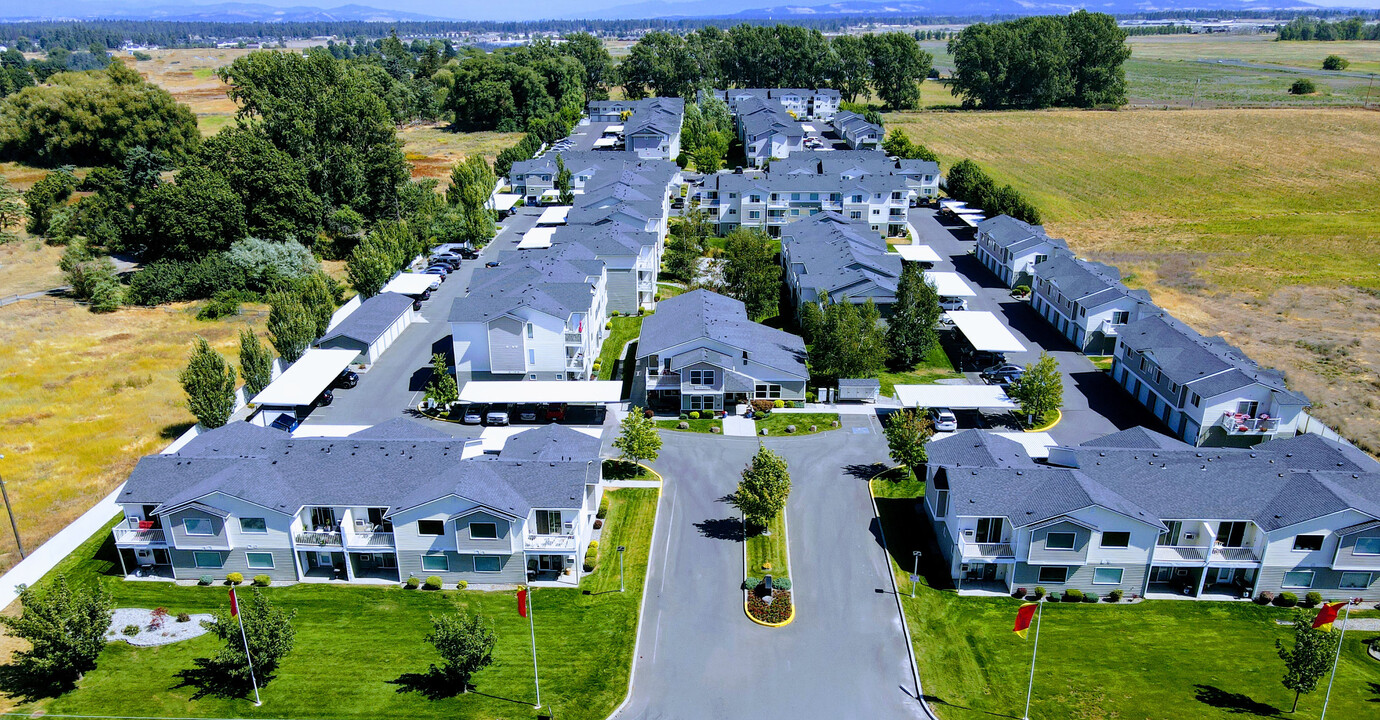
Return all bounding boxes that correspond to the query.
[1293,535,1325,551]
[1100,531,1131,548]
[526,323,534,338]
[1045,532,1076,550]
[417,520,445,536]
[184,517,213,536]
[470,522,498,540]
[240,518,267,534]
[690,369,714,385]
[1112,311,1130,324]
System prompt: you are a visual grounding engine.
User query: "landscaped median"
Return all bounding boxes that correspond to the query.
[743,509,794,627]
[14,489,660,720]
[654,417,723,434]
[754,412,839,437]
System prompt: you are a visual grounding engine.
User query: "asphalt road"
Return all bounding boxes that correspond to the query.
[615,419,925,720]
[907,207,1163,445]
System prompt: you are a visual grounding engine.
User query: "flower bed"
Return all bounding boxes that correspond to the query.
[746,590,793,625]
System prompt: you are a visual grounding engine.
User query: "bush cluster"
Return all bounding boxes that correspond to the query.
[596,494,610,520]
[122,624,141,637]
[252,575,272,587]
[423,576,444,590]
[176,612,191,623]
[1275,591,1299,607]
[1305,591,1323,607]
[1062,589,1084,603]
[583,540,599,573]
[746,589,793,624]
[225,572,244,585]
[944,159,1041,225]
[404,576,420,589]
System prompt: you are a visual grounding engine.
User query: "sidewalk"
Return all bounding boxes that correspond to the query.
[0,485,122,610]
[722,415,755,436]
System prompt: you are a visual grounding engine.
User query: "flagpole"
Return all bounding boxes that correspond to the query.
[1318,601,1352,720]
[1023,600,1043,720]
[232,591,262,706]
[528,586,542,710]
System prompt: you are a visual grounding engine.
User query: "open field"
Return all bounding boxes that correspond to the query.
[888,107,1380,451]
[0,299,267,575]
[0,240,65,298]
[872,480,1380,720]
[401,124,525,185]
[8,488,656,720]
[122,49,253,135]
[1129,35,1380,76]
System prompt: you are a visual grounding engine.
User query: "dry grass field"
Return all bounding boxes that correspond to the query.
[889,106,1380,450]
[122,49,253,135]
[0,241,66,297]
[0,301,268,574]
[1129,34,1380,75]
[400,123,523,184]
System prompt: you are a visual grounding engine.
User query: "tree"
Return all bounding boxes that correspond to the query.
[267,290,315,363]
[23,169,80,237]
[613,406,662,468]
[664,203,709,283]
[559,32,615,102]
[180,337,237,429]
[555,155,574,206]
[1276,608,1340,713]
[882,128,938,163]
[865,32,933,110]
[810,293,888,380]
[135,165,247,260]
[0,577,112,695]
[188,589,296,696]
[884,410,933,479]
[721,227,780,322]
[948,13,1129,109]
[731,446,791,529]
[886,264,941,368]
[239,329,274,399]
[829,34,873,103]
[1322,55,1350,71]
[0,175,22,241]
[193,126,322,242]
[1009,352,1062,426]
[797,299,823,344]
[347,236,396,299]
[295,272,337,339]
[424,352,458,406]
[1290,78,1317,95]
[427,611,497,694]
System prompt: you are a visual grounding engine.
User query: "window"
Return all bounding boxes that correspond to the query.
[1045,532,1077,550]
[183,517,213,536]
[1355,537,1380,555]
[474,556,501,573]
[689,369,714,385]
[1037,566,1067,583]
[245,552,275,569]
[749,195,761,203]
[526,323,534,338]
[239,518,267,534]
[934,490,948,518]
[1281,570,1314,588]
[1339,572,1372,589]
[849,211,862,219]
[1093,567,1123,585]
[1191,393,1202,408]
[193,551,223,569]
[417,520,445,536]
[1100,531,1131,548]
[469,522,498,540]
[1111,311,1130,325]
[688,395,714,411]
[754,383,782,399]
[528,349,536,365]
[1293,535,1325,552]
[421,554,449,572]
[749,211,761,219]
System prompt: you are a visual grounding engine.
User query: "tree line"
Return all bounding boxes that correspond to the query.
[945,159,1042,225]
[1276,17,1380,42]
[947,11,1132,109]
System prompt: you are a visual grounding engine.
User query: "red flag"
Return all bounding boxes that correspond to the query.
[1013,602,1038,639]
[1312,601,1346,631]
[517,588,528,618]
[228,588,239,617]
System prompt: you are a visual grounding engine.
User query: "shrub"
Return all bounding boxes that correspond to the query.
[774,576,792,591]
[744,576,761,591]
[806,391,816,402]
[1256,590,1274,605]
[1063,589,1083,602]
[1082,592,1098,603]
[604,320,612,330]
[679,413,688,420]
[1014,587,1027,598]
[593,518,603,530]
[198,575,214,586]
[1322,54,1349,71]
[746,589,793,624]
[750,399,775,414]
[1013,284,1031,296]
[583,540,599,572]
[773,399,785,409]
[149,607,169,630]
[226,572,244,585]
[196,291,242,320]
[638,307,646,316]
[1033,586,1046,598]
[122,624,140,637]
[643,407,654,419]
[597,494,610,519]
[424,576,444,590]
[1108,589,1124,602]
[176,612,191,623]
[689,411,700,419]
[404,576,420,589]
[1305,591,1323,607]
[1275,592,1299,607]
[1290,78,1316,95]
[457,580,468,590]
[252,575,271,587]
[1047,593,1060,602]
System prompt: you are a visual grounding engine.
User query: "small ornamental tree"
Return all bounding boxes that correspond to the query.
[424,353,458,406]
[189,589,296,695]
[180,337,238,429]
[1276,608,1340,713]
[884,409,933,479]
[427,611,497,693]
[732,446,791,529]
[238,329,274,399]
[613,406,662,467]
[885,264,941,368]
[0,577,113,693]
[1009,352,1063,426]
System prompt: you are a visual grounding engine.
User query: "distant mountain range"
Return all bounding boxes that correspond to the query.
[0,2,445,22]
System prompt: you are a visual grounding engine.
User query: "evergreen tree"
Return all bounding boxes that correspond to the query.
[424,353,458,406]
[886,264,941,368]
[555,155,574,206]
[238,329,274,399]
[180,336,238,429]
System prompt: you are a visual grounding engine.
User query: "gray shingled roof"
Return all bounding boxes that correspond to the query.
[1120,314,1308,404]
[977,215,1047,247]
[781,212,900,304]
[501,423,603,463]
[1033,252,1150,308]
[637,289,808,378]
[318,292,413,346]
[928,430,1038,469]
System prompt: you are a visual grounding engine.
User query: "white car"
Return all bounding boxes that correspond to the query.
[939,297,968,312]
[928,407,959,433]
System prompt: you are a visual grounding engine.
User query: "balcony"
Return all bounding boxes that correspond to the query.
[112,526,166,546]
[1219,413,1280,435]
[1153,544,1261,565]
[565,332,583,344]
[525,534,577,552]
[345,531,395,549]
[1212,546,1261,564]
[567,355,585,370]
[958,537,1015,561]
[296,531,342,547]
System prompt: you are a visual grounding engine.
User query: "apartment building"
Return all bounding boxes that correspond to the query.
[711,88,841,121]
[734,95,803,167]
[586,98,684,160]
[832,111,882,150]
[771,151,939,200]
[699,170,909,238]
[1113,314,1310,446]
[112,420,604,586]
[509,150,643,205]
[974,215,1069,288]
[780,212,901,315]
[1030,250,1155,355]
[924,428,1380,600]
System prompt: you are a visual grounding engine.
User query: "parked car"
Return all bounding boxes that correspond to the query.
[334,370,359,389]
[423,266,448,280]
[939,297,968,312]
[411,298,423,311]
[981,363,1025,386]
[927,407,958,433]
[485,261,501,268]
[542,402,567,422]
[462,404,486,424]
[485,403,511,426]
[268,413,299,432]
[515,403,541,423]
[458,248,479,260]
[315,388,334,407]
[430,258,460,271]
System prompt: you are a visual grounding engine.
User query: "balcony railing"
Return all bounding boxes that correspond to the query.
[1220,413,1280,435]
[525,534,578,552]
[959,537,1015,560]
[296,531,343,547]
[113,527,166,545]
[565,332,583,344]
[1153,544,1261,564]
[345,531,395,549]
[1213,546,1261,563]
[567,356,585,370]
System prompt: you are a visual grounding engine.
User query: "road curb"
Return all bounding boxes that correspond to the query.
[742,508,797,628]
[1025,408,1062,433]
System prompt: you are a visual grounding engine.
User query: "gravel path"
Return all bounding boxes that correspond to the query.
[106,608,214,647]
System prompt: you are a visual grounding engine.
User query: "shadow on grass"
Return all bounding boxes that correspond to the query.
[874,498,955,592]
[388,666,530,705]
[174,659,274,701]
[1367,681,1380,702]
[159,421,196,440]
[1193,685,1280,716]
[922,693,1021,719]
[0,664,74,704]
[693,517,744,542]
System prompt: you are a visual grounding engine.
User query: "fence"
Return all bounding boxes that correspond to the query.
[1296,412,1358,448]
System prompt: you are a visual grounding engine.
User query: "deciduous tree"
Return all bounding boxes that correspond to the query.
[864,32,933,110]
[238,329,273,399]
[188,589,296,695]
[267,290,315,363]
[427,611,497,693]
[0,577,112,695]
[721,227,779,322]
[884,410,933,480]
[613,406,662,468]
[732,446,791,529]
[886,263,941,368]
[1009,352,1063,426]
[809,293,888,381]
[424,353,458,406]
[180,336,238,429]
[1276,608,1339,713]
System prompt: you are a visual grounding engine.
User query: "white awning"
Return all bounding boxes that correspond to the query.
[894,384,1017,410]
[957,213,985,228]
[490,193,521,212]
[946,310,1027,353]
[939,200,969,212]
[604,124,624,133]
[593,137,619,148]
[537,205,570,225]
[382,273,439,296]
[894,245,942,263]
[925,271,976,297]
[458,381,623,404]
[800,124,817,132]
[251,349,358,407]
[518,226,557,249]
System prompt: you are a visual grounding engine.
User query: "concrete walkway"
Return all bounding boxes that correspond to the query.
[0,485,122,610]
[722,415,755,436]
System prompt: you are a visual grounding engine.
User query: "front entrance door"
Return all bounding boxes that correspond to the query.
[1152,566,1172,583]
[982,563,997,581]
[152,548,170,565]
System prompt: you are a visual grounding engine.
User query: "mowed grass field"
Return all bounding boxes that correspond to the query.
[1129,34,1380,75]
[0,300,268,574]
[888,106,1380,450]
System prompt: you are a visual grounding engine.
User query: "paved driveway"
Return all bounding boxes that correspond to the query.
[908,208,1163,445]
[615,418,925,720]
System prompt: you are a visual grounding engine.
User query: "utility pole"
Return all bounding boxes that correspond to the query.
[1366,73,1376,109]
[0,456,24,559]
[911,550,922,598]
[617,545,626,592]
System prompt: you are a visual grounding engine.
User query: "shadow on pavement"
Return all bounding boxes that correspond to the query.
[693,518,745,542]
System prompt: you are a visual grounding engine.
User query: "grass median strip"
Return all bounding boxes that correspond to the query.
[654,418,722,433]
[597,316,642,381]
[754,412,838,436]
[745,510,788,580]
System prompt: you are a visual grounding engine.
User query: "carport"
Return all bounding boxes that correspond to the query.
[893,384,1017,410]
[250,348,359,427]
[537,205,570,226]
[458,381,623,405]
[894,244,942,264]
[381,273,438,297]
[317,292,415,365]
[517,226,557,250]
[945,310,1027,368]
[925,271,976,297]
[489,193,521,217]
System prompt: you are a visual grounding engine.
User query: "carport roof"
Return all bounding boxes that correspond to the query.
[945,310,1027,353]
[537,205,571,225]
[251,348,359,407]
[458,381,623,404]
[381,274,438,296]
[893,384,1017,410]
[925,271,976,297]
[893,245,942,263]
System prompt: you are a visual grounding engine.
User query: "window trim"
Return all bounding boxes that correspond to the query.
[239,517,267,534]
[416,519,445,536]
[193,551,223,569]
[1037,566,1068,584]
[1338,571,1372,589]
[469,522,499,540]
[420,554,450,572]
[1292,535,1325,552]
[1092,567,1124,585]
[1281,570,1315,589]
[1354,537,1380,555]
[183,517,214,536]
[473,555,502,573]
[245,552,275,570]
[1045,532,1077,551]
[1100,531,1131,549]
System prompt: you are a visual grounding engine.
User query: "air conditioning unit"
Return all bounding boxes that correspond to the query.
[960,564,969,572]
[1184,532,1196,540]
[963,529,974,537]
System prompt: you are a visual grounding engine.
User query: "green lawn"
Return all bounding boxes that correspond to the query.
[745,510,788,580]
[870,481,1380,720]
[597,316,643,381]
[878,344,963,399]
[754,412,838,436]
[1089,355,1114,371]
[869,466,923,500]
[19,489,659,720]
[655,418,722,434]
[655,282,686,300]
[602,459,656,481]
